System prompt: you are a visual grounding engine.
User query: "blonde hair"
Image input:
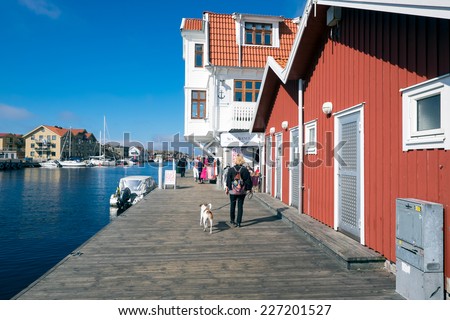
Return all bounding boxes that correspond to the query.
[234,155,245,165]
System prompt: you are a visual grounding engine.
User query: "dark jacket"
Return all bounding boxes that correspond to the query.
[226,165,253,192]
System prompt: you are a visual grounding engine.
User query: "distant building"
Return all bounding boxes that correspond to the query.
[0,133,25,159]
[180,12,298,167]
[23,125,97,160]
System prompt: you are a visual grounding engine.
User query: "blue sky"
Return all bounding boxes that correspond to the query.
[0,0,305,148]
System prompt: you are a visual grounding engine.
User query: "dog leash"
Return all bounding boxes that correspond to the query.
[214,191,253,210]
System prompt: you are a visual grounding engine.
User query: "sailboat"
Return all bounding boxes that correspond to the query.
[88,116,116,167]
[59,127,87,168]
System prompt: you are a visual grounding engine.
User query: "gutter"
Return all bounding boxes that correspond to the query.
[298,79,304,215]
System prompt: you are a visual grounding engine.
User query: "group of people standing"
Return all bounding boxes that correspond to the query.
[192,156,220,184]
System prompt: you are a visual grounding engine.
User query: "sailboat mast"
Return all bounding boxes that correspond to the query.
[103,115,106,157]
[68,127,72,158]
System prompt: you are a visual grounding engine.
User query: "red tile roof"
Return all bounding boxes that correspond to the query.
[70,128,87,136]
[207,12,297,68]
[44,125,68,137]
[183,18,203,31]
[0,133,22,137]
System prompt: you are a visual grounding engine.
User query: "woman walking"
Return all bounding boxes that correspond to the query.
[225,155,252,227]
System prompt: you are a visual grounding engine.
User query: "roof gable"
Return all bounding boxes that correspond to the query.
[181,18,203,31]
[207,12,298,68]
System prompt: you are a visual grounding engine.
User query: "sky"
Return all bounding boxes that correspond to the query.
[0,0,306,149]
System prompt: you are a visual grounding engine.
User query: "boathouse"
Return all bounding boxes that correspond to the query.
[252,0,450,297]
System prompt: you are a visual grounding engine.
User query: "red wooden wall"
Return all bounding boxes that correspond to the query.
[302,8,450,280]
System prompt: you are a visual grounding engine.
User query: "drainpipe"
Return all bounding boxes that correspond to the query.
[204,13,210,67]
[232,13,242,67]
[298,79,304,215]
[204,13,218,152]
[239,14,242,67]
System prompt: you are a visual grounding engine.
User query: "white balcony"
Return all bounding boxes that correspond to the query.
[219,104,255,132]
[185,103,256,142]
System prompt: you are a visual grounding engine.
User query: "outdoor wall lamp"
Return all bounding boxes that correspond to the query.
[322,102,333,116]
[269,127,276,135]
[281,121,288,130]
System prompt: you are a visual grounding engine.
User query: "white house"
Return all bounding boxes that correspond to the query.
[180,12,298,167]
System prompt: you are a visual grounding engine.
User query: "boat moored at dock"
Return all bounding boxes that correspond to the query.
[59,158,87,167]
[88,156,116,167]
[110,175,156,209]
[39,160,62,168]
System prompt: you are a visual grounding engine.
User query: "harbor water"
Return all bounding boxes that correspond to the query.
[0,162,173,299]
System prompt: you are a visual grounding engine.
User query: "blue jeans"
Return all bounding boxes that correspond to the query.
[229,194,246,224]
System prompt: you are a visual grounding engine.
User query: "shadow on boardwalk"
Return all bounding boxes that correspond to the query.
[15,172,402,300]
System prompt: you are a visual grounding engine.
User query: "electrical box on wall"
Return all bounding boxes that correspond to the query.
[395,198,444,300]
[327,6,341,27]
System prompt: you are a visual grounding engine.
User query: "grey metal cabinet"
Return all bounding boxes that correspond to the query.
[395,198,444,300]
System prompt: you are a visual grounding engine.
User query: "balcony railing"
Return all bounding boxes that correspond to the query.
[218,104,255,132]
[232,104,254,130]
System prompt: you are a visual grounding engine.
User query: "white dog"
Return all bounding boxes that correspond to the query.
[199,203,214,234]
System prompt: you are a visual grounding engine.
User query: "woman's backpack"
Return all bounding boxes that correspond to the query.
[230,166,245,195]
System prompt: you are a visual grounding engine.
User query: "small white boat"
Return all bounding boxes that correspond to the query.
[59,159,87,167]
[89,156,116,167]
[39,160,61,168]
[110,175,156,209]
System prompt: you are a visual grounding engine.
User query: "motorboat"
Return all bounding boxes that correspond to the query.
[59,158,87,167]
[39,160,61,168]
[110,175,156,209]
[89,156,116,167]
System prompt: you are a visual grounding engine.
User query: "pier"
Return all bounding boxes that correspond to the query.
[15,172,401,299]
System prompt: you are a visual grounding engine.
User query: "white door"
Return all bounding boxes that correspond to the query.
[265,135,272,194]
[336,109,363,241]
[290,128,300,208]
[275,133,282,199]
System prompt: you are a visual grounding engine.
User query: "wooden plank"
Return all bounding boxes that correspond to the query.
[14,173,401,300]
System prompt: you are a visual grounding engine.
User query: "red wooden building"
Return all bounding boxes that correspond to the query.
[252,0,450,297]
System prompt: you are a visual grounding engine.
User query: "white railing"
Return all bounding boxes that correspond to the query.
[218,104,255,132]
[232,104,254,130]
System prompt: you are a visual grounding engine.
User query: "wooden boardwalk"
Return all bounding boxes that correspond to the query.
[15,173,402,300]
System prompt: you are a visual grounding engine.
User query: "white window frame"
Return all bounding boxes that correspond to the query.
[234,15,282,48]
[304,119,317,155]
[401,73,450,151]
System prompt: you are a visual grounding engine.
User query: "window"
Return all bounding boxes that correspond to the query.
[401,74,450,150]
[194,44,203,68]
[191,90,206,119]
[304,120,317,155]
[234,80,261,102]
[245,22,272,45]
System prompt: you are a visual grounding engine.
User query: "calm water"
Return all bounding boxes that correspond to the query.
[0,163,172,299]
